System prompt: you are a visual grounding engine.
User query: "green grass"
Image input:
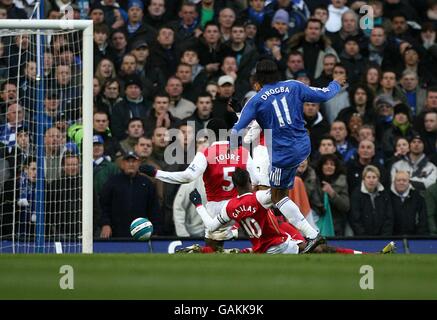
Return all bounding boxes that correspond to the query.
[0,254,436,300]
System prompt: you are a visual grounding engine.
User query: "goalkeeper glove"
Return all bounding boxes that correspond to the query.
[139,164,157,177]
[189,189,203,207]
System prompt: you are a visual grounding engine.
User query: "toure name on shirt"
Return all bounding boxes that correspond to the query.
[260,86,290,100]
[214,153,240,163]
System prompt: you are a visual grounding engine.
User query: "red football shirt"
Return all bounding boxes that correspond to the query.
[224,192,288,253]
[202,141,250,202]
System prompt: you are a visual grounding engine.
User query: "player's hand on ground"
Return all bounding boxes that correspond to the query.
[333,74,347,87]
[189,189,203,207]
[139,164,157,177]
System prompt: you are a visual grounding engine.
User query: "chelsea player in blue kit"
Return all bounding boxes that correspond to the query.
[231,59,347,252]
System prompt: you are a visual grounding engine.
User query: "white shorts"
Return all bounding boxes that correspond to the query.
[204,200,235,241]
[265,236,301,254]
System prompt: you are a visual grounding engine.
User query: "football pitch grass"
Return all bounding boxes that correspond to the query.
[1,254,436,300]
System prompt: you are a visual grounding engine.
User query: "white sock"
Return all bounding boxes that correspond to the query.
[276,197,318,239]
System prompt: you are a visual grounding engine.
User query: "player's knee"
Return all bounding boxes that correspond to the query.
[271,188,287,203]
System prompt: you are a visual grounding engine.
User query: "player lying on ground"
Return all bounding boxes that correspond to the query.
[230,59,347,252]
[188,168,396,254]
[140,119,266,252]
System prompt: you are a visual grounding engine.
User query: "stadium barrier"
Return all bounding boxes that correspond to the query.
[2,237,437,254]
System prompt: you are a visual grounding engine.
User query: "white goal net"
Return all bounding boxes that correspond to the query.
[0,20,93,253]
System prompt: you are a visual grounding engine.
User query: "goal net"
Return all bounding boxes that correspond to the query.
[0,20,93,253]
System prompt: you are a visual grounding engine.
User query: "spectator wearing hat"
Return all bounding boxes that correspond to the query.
[149,25,182,80]
[339,36,368,84]
[99,150,162,238]
[374,94,395,139]
[399,70,427,117]
[111,74,151,140]
[382,103,415,159]
[391,134,437,194]
[390,170,429,235]
[121,0,157,46]
[93,134,120,197]
[88,1,105,24]
[287,18,339,81]
[212,75,238,129]
[265,0,310,37]
[271,9,291,43]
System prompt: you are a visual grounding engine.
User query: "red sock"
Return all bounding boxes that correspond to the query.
[201,246,215,253]
[335,247,362,254]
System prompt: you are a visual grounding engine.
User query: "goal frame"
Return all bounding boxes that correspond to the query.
[0,19,94,253]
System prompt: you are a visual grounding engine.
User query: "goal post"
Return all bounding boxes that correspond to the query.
[0,19,93,253]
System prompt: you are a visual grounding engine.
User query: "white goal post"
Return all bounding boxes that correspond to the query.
[0,19,93,253]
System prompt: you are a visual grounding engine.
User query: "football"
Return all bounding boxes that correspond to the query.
[130,218,153,241]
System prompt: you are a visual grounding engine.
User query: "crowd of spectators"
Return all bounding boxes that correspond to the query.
[1,0,437,240]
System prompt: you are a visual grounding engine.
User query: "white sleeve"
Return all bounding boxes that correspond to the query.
[243,120,262,144]
[155,152,208,184]
[255,189,273,209]
[195,204,230,232]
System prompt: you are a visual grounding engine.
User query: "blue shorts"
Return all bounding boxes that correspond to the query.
[269,165,298,189]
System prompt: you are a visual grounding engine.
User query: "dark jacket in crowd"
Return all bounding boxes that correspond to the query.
[346,158,387,194]
[110,97,151,140]
[350,183,394,236]
[390,185,429,235]
[99,172,162,237]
